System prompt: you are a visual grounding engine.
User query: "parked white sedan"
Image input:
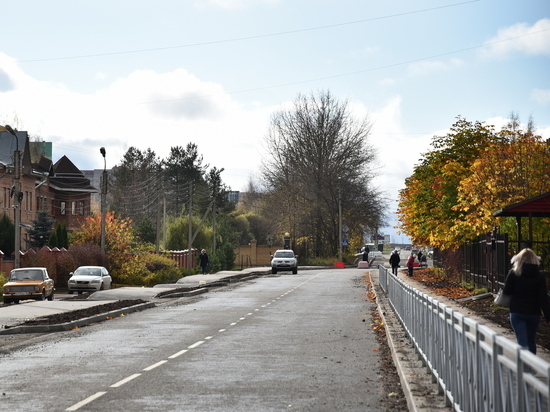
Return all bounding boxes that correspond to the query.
[68,266,112,294]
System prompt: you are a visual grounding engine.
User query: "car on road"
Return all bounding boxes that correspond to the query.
[271,249,298,274]
[68,266,112,294]
[3,267,55,304]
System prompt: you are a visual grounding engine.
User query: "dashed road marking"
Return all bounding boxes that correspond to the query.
[66,392,106,411]
[169,349,188,359]
[111,373,141,388]
[66,273,322,410]
[143,360,167,371]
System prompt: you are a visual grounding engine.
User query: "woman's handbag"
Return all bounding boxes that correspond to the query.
[494,288,511,307]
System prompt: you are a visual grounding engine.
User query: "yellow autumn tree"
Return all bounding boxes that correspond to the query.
[397,116,500,249]
[453,130,550,239]
[70,211,139,254]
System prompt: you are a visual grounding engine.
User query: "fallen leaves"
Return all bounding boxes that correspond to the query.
[413,268,474,300]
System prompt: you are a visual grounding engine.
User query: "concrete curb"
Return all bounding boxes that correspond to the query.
[0,302,156,335]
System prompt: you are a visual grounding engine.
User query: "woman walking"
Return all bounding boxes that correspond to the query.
[503,248,550,354]
[389,250,401,275]
[199,249,209,275]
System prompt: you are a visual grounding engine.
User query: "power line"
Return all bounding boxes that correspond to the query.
[16,1,479,63]
[140,27,550,105]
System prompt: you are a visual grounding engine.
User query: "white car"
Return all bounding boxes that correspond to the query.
[68,266,112,294]
[271,249,298,274]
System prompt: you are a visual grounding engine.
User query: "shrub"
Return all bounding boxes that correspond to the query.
[142,254,181,286]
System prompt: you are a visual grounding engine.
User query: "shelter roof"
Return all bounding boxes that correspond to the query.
[493,192,550,218]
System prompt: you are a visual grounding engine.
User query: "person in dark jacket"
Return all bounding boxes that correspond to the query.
[503,248,550,354]
[199,249,209,275]
[389,250,401,275]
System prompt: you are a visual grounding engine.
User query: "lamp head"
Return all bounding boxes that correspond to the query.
[4,125,17,136]
[100,147,106,157]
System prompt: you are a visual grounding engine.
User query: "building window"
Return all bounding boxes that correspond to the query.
[72,201,76,215]
[80,201,84,215]
[60,201,66,215]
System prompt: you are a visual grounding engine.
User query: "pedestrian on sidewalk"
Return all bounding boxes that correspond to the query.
[503,248,550,354]
[199,249,209,275]
[389,250,400,275]
[406,253,415,277]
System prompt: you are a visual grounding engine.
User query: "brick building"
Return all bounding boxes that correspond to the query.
[0,127,97,253]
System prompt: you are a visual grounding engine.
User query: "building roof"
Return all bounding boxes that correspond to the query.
[493,192,550,218]
[0,130,31,172]
[49,156,98,193]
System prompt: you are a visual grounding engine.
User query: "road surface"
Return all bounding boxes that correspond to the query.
[0,269,387,411]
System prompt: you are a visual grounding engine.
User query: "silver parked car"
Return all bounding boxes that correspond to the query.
[271,249,298,274]
[68,266,112,294]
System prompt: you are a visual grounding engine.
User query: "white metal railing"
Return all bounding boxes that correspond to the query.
[378,265,550,412]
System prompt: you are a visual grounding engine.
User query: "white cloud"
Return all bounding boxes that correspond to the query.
[481,18,550,58]
[379,78,396,86]
[531,88,550,105]
[349,46,380,59]
[407,58,462,77]
[0,54,274,191]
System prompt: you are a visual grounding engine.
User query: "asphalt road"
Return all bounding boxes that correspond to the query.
[0,269,385,411]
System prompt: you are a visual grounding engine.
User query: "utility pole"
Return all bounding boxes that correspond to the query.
[100,147,107,256]
[212,202,217,254]
[338,184,343,262]
[187,180,193,272]
[5,125,21,268]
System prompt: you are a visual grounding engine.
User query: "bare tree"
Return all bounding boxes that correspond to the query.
[261,90,386,257]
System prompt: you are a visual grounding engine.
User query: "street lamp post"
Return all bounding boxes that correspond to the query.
[100,147,107,256]
[5,125,21,268]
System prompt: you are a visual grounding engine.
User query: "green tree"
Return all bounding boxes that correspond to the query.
[53,222,68,249]
[164,144,208,217]
[0,213,15,256]
[27,210,55,249]
[110,147,162,226]
[135,216,157,245]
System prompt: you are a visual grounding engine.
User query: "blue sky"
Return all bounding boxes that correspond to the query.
[1,0,548,242]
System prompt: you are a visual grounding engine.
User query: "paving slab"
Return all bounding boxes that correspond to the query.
[0,300,114,329]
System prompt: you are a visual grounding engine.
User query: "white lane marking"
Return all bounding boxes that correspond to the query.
[169,349,188,359]
[111,373,141,388]
[65,277,324,411]
[66,392,106,411]
[240,317,246,320]
[143,360,167,371]
[255,308,260,311]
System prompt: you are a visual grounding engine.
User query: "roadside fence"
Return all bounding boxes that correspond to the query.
[378,265,550,412]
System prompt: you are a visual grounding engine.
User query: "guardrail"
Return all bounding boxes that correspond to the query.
[378,265,550,412]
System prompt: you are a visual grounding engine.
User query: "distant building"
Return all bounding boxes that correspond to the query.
[0,127,98,252]
[227,191,240,203]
